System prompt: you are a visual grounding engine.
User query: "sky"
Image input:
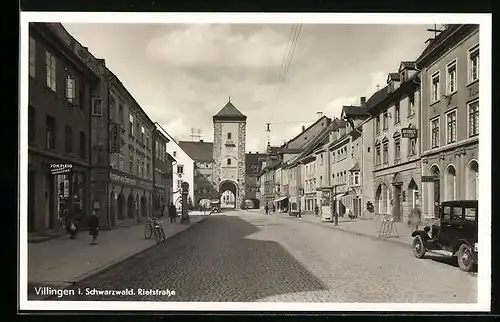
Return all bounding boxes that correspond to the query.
[63,23,434,153]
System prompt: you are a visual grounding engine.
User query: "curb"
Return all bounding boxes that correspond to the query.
[29,216,209,300]
[281,215,413,249]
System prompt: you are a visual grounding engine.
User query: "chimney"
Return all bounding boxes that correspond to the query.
[317,112,323,119]
[360,97,366,107]
[302,125,306,132]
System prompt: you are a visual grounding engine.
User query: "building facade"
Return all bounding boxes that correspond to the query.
[164,136,194,211]
[152,126,172,214]
[245,152,266,208]
[416,24,479,219]
[92,68,156,229]
[28,23,100,236]
[212,100,247,209]
[178,140,217,209]
[368,63,422,223]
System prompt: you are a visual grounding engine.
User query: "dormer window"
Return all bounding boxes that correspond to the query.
[227,133,232,140]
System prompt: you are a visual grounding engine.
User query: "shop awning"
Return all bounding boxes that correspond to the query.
[274,196,288,202]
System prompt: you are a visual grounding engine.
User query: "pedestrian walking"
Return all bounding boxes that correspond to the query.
[297,207,302,218]
[272,204,276,214]
[314,205,319,217]
[264,204,269,215]
[168,202,177,223]
[408,205,422,231]
[88,209,100,245]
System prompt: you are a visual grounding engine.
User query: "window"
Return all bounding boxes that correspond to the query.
[375,145,381,165]
[469,45,479,83]
[446,110,457,144]
[443,206,451,221]
[227,158,232,165]
[332,151,335,163]
[45,51,56,92]
[29,37,35,78]
[451,207,463,221]
[65,76,76,104]
[320,154,324,165]
[431,118,440,148]
[408,93,415,116]
[45,115,56,150]
[177,165,184,174]
[227,133,232,140]
[28,106,35,144]
[354,172,359,185]
[409,138,417,156]
[79,131,86,159]
[129,152,134,174]
[375,116,380,133]
[141,126,145,143]
[430,72,442,104]
[447,60,457,94]
[394,138,401,160]
[136,123,140,140]
[383,111,388,130]
[92,98,103,115]
[468,100,479,137]
[394,103,400,124]
[119,104,124,125]
[465,208,476,222]
[173,151,177,157]
[177,180,182,189]
[383,142,388,164]
[64,125,73,153]
[119,154,124,171]
[129,114,134,136]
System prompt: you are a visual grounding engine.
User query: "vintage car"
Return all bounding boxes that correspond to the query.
[411,200,478,272]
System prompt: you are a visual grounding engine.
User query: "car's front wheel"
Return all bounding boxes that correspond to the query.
[457,243,475,272]
[412,236,426,258]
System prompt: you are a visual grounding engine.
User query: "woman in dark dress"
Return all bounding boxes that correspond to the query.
[88,210,100,245]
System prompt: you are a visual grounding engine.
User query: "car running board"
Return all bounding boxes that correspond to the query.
[428,249,454,257]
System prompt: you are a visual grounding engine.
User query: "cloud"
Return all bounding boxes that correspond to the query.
[145,24,287,68]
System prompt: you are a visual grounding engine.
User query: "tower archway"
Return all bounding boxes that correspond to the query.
[219,180,238,209]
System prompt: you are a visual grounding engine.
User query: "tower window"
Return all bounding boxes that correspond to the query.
[227,158,231,165]
[227,133,232,140]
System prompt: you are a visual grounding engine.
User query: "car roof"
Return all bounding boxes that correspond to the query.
[441,200,478,207]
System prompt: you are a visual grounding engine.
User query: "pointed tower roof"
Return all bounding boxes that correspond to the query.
[213,97,247,122]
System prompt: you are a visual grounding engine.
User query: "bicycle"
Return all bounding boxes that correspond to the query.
[153,219,166,244]
[144,216,155,240]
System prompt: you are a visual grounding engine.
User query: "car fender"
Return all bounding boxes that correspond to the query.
[411,230,427,238]
[453,239,474,255]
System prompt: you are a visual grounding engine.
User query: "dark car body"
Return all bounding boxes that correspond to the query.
[411,200,478,272]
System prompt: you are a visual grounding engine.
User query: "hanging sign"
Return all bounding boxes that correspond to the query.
[401,128,418,139]
[49,163,73,175]
[421,175,437,182]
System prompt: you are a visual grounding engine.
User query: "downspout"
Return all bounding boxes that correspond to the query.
[414,66,424,218]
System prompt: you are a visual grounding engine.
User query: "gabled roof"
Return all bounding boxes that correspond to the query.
[213,100,247,122]
[365,85,389,114]
[280,115,331,151]
[178,141,214,162]
[349,162,360,172]
[399,61,416,72]
[246,153,266,175]
[342,105,370,117]
[387,73,401,83]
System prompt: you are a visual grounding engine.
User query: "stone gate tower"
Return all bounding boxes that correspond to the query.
[212,98,247,209]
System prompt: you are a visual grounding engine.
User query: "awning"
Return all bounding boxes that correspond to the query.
[274,196,288,202]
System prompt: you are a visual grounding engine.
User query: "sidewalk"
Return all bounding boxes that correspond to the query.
[268,210,415,247]
[27,214,207,291]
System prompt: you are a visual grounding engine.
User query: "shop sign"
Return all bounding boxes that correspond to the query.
[110,173,137,186]
[49,163,73,175]
[401,128,418,139]
[421,175,437,182]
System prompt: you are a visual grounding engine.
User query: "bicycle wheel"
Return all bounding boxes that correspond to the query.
[160,227,166,242]
[144,223,153,240]
[154,227,161,244]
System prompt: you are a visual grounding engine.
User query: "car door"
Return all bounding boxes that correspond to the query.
[438,205,451,243]
[448,206,465,250]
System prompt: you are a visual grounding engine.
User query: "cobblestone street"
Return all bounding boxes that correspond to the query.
[52,210,477,303]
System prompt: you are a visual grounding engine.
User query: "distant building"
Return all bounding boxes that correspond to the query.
[212,99,247,209]
[244,152,266,208]
[416,24,479,219]
[178,140,217,209]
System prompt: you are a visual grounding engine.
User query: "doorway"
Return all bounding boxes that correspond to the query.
[44,174,55,230]
[393,184,403,221]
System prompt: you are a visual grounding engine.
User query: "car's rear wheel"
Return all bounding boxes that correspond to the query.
[412,236,426,258]
[457,243,475,272]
